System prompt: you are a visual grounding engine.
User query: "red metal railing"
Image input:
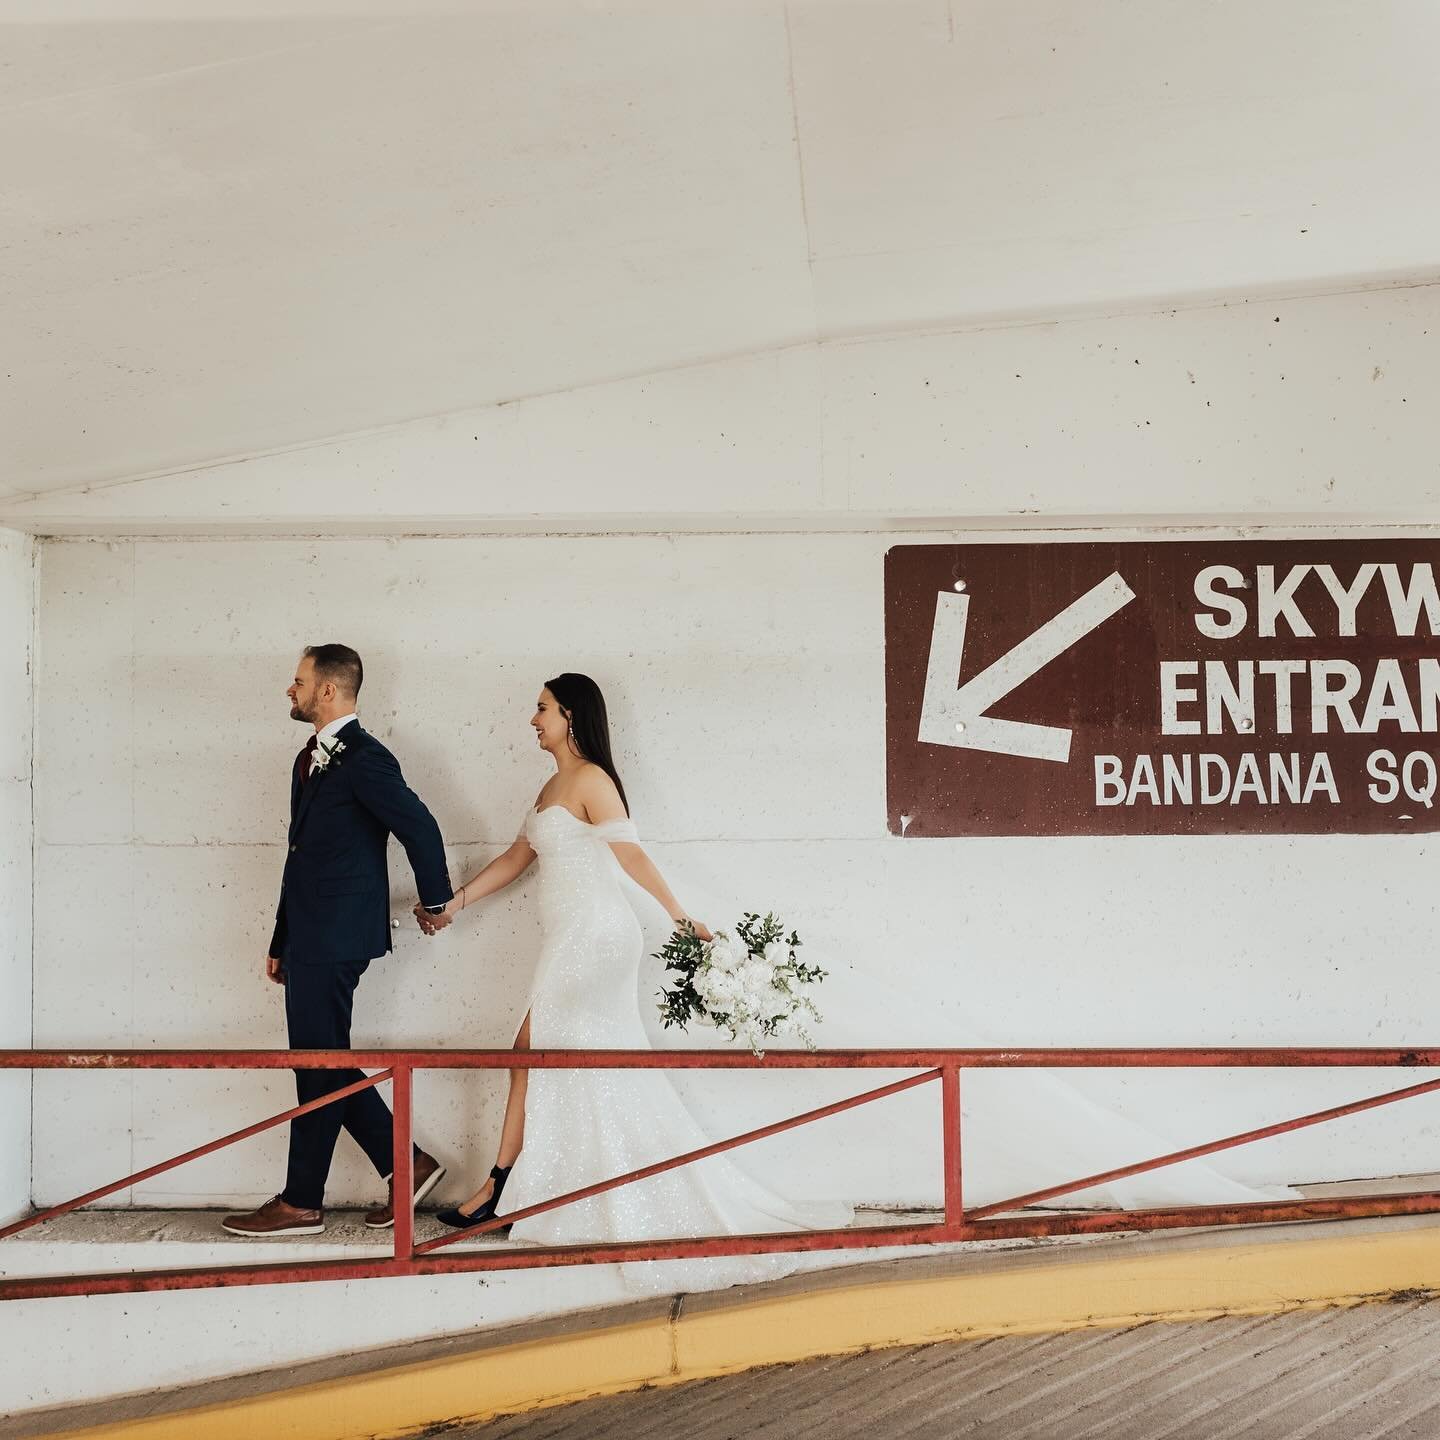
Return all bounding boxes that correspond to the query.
[2,1047,1440,1302]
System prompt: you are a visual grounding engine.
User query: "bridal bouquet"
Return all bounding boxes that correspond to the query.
[655,912,827,1057]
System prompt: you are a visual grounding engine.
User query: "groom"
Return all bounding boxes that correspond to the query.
[223,644,453,1236]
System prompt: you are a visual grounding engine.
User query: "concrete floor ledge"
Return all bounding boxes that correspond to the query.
[6,1213,1440,1440]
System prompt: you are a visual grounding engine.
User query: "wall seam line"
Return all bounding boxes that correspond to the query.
[18,518,1440,544]
[27,535,38,1213]
[128,541,137,1202]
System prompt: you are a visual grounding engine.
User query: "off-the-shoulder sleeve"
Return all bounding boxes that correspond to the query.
[594,817,639,844]
[516,810,532,843]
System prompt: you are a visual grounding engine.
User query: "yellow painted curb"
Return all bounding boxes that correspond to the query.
[35,1223,1440,1440]
[38,1315,676,1440]
[676,1225,1440,1378]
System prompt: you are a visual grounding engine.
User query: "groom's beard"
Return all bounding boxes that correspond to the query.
[290,702,314,724]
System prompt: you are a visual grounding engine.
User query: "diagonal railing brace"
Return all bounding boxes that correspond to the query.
[968,1072,1440,1221]
[0,1070,394,1242]
[416,1067,940,1254]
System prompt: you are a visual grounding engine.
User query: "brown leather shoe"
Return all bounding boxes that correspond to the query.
[365,1150,446,1229]
[222,1196,324,1237]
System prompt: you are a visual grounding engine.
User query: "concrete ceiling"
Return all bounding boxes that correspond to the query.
[3,1,1439,504]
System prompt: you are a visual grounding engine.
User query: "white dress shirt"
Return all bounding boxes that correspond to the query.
[316,712,358,747]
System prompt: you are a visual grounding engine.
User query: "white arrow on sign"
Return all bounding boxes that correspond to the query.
[917,572,1137,763]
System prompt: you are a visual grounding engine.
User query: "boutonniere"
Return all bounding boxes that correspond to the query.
[312,739,346,774]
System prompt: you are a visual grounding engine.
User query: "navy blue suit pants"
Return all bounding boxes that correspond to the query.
[280,959,406,1210]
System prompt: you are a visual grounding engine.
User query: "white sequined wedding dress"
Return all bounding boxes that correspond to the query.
[495,805,852,1292]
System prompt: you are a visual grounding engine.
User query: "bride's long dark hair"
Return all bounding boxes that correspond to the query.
[546,672,630,816]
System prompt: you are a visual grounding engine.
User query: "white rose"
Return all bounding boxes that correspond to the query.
[763,941,789,968]
[705,969,739,1003]
[739,959,772,993]
[708,939,742,974]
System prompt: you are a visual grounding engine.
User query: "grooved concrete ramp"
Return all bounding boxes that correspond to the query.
[457,1298,1440,1440]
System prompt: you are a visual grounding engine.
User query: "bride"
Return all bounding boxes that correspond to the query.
[418,673,1292,1294]
[416,673,852,1290]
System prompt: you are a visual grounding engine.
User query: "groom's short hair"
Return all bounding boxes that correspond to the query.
[304,643,363,699]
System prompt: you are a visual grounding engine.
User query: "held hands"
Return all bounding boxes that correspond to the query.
[413,896,459,937]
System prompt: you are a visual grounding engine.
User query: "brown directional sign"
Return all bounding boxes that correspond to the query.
[885,539,1440,837]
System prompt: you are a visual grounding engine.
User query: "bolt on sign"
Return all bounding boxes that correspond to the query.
[885,539,1440,837]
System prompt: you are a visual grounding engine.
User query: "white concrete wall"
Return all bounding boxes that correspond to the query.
[0,529,34,1227]
[28,528,1440,1223]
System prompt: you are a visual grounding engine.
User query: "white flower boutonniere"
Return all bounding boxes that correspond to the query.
[311,738,346,774]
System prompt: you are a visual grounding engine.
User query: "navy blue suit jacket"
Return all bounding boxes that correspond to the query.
[270,721,452,967]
